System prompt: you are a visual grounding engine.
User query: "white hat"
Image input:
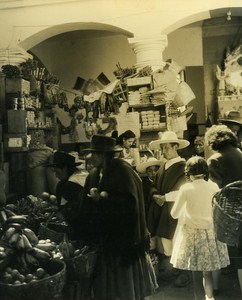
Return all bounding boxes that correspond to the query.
[136,157,163,174]
[149,131,190,150]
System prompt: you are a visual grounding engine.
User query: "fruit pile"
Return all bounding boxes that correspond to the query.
[0,207,58,286]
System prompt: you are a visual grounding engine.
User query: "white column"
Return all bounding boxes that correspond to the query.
[128,35,168,71]
[0,46,32,68]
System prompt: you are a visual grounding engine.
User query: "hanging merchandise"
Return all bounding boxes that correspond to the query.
[173,80,196,107]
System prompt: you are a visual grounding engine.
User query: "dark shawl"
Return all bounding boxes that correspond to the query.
[207,145,242,188]
[78,158,150,264]
[147,160,186,239]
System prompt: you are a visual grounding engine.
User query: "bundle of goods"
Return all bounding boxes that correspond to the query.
[15,192,63,234]
[0,207,65,300]
[57,235,97,281]
[213,180,242,246]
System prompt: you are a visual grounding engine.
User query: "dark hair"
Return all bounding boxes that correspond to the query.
[205,125,238,151]
[116,130,136,145]
[185,156,209,181]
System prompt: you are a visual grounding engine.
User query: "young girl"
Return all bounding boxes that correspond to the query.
[170,156,230,300]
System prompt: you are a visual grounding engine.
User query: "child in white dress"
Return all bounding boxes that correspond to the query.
[170,156,230,300]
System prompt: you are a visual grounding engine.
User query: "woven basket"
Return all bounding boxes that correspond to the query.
[0,259,66,300]
[213,180,242,246]
[38,222,67,243]
[64,247,97,281]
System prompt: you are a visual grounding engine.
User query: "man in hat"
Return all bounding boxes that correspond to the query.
[147,131,191,287]
[218,110,242,136]
[79,134,158,300]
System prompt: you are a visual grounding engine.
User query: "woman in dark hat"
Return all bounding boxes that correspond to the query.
[79,134,158,300]
[47,150,85,240]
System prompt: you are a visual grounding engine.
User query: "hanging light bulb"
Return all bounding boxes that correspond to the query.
[227,9,232,21]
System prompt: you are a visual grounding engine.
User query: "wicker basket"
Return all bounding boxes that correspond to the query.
[0,259,66,300]
[213,180,242,246]
[38,222,67,243]
[64,247,97,281]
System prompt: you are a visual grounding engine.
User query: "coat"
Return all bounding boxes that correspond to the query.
[78,158,157,300]
[79,157,150,260]
[207,145,242,188]
[147,160,186,239]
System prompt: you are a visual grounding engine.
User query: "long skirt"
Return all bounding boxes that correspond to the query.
[171,224,230,271]
[93,252,158,300]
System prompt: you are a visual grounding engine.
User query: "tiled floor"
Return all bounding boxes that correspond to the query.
[149,269,241,300]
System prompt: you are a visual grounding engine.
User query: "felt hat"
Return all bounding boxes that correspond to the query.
[83,134,123,152]
[46,151,84,168]
[149,131,190,150]
[136,157,162,174]
[218,110,242,126]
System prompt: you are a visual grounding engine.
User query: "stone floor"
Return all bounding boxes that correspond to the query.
[149,268,241,300]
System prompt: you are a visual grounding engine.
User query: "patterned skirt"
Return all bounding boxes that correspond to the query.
[171,224,230,271]
[93,252,158,300]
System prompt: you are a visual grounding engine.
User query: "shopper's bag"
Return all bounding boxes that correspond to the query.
[212,180,242,246]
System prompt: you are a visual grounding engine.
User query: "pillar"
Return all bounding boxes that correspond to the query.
[0,46,32,68]
[128,35,168,71]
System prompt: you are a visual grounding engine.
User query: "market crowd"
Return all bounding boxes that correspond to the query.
[2,123,242,300]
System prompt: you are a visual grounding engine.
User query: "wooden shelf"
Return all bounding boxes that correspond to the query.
[141,127,166,133]
[27,127,53,131]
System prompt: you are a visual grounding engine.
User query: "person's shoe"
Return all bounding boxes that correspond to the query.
[158,268,180,281]
[174,271,191,287]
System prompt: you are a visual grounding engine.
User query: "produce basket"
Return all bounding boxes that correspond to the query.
[213,180,242,246]
[38,212,68,243]
[0,259,66,300]
[63,245,98,281]
[38,222,67,243]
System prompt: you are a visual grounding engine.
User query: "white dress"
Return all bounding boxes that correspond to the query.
[170,179,230,271]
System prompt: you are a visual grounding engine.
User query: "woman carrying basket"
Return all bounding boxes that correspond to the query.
[205,124,242,295]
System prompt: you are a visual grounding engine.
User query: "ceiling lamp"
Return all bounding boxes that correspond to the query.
[227,9,232,21]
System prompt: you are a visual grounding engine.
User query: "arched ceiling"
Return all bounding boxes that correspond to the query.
[20,22,133,50]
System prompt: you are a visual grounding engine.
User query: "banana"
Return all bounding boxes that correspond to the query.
[4,227,16,240]
[4,222,23,231]
[6,215,28,225]
[3,208,16,217]
[16,234,25,250]
[25,252,40,268]
[31,247,51,261]
[8,232,20,246]
[35,242,56,252]
[22,228,38,246]
[22,234,33,251]
[0,210,8,224]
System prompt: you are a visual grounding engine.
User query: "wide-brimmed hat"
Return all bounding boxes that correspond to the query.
[218,110,242,126]
[83,135,123,152]
[46,151,84,168]
[136,157,163,174]
[149,131,190,150]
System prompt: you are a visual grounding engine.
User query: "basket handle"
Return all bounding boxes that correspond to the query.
[221,180,242,192]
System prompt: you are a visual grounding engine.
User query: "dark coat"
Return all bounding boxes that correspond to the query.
[207,145,242,188]
[147,160,186,239]
[56,180,84,239]
[79,158,150,263]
